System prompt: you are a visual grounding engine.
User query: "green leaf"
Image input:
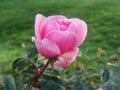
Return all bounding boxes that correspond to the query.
[17,61,32,71]
[12,47,38,70]
[40,75,64,90]
[33,56,38,63]
[42,74,63,85]
[12,58,23,70]
[12,58,31,71]
[80,83,91,90]
[15,78,25,90]
[22,65,36,75]
[102,69,110,82]
[24,77,34,85]
[25,85,33,90]
[40,80,64,90]
[4,74,16,90]
[51,76,63,85]
[27,47,38,59]
[12,58,25,70]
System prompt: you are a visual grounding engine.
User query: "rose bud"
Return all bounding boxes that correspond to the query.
[32,14,87,68]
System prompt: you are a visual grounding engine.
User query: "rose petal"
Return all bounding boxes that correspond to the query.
[35,14,45,39]
[54,48,79,68]
[45,31,78,53]
[46,15,67,22]
[67,23,77,34]
[34,38,61,58]
[41,20,60,38]
[70,18,87,46]
[40,15,67,38]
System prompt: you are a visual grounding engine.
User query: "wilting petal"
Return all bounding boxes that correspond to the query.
[35,14,45,39]
[54,48,79,68]
[45,31,78,53]
[34,38,61,58]
[70,18,87,46]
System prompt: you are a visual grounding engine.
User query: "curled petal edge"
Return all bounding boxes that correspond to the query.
[54,48,79,68]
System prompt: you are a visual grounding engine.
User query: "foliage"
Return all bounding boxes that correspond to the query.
[4,75,16,90]
[0,47,119,90]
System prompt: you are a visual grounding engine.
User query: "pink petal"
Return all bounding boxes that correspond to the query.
[35,14,46,39]
[54,48,79,68]
[40,15,67,38]
[34,38,61,58]
[67,23,78,36]
[70,18,87,46]
[41,20,60,38]
[46,15,67,22]
[45,31,78,53]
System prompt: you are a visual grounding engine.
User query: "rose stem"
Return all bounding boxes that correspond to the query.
[33,60,49,87]
[39,60,49,76]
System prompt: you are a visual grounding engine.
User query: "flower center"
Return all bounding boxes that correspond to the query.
[57,19,71,31]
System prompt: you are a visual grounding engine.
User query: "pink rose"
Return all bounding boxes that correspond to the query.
[32,14,87,68]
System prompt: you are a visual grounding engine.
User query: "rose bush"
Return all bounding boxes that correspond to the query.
[32,14,87,68]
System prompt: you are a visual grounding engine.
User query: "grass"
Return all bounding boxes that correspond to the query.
[0,0,120,72]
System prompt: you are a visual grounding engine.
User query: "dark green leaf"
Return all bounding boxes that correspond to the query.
[42,75,52,80]
[12,47,38,70]
[13,58,34,71]
[46,68,60,75]
[42,74,63,85]
[4,74,16,90]
[17,61,31,71]
[40,75,64,90]
[27,47,38,59]
[25,84,33,90]
[53,69,60,75]
[102,69,110,82]
[12,58,27,70]
[24,77,34,85]
[22,65,36,75]
[40,80,64,90]
[33,56,38,63]
[80,83,91,90]
[15,78,25,90]
[51,76,63,85]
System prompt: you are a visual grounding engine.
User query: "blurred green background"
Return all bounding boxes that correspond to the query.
[0,0,120,72]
